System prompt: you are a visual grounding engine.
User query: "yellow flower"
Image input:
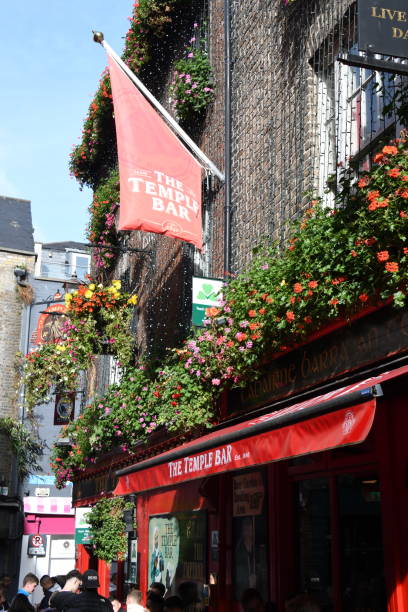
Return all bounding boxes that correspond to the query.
[89,283,96,291]
[56,345,66,352]
[65,293,73,302]
[107,286,116,294]
[127,294,138,305]
[280,280,286,287]
[112,280,121,290]
[73,290,78,296]
[85,290,94,299]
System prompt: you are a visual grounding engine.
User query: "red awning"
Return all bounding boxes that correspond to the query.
[114,364,408,496]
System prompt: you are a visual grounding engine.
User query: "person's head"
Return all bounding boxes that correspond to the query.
[127,589,143,605]
[146,590,164,612]
[164,595,184,611]
[150,582,166,598]
[40,575,54,591]
[22,573,39,594]
[81,570,99,591]
[109,596,122,612]
[285,594,321,612]
[241,588,265,612]
[53,575,66,589]
[0,576,11,588]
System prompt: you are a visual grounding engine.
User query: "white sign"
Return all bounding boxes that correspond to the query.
[192,276,223,326]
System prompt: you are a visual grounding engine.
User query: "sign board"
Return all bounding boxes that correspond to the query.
[27,534,47,556]
[128,539,138,584]
[359,0,408,59]
[54,393,75,426]
[233,472,265,517]
[35,487,50,497]
[75,507,92,545]
[192,276,223,327]
[148,512,206,605]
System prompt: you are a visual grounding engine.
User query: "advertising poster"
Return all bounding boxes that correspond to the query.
[149,512,206,610]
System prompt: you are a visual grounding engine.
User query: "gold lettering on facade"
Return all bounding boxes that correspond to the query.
[392,26,408,38]
[371,7,407,21]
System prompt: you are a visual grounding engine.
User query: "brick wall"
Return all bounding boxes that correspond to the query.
[0,251,35,490]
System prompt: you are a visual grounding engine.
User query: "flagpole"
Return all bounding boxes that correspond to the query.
[93,32,225,183]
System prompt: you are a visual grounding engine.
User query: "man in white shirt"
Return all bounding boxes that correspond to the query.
[126,590,146,612]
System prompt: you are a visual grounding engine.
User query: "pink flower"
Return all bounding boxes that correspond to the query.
[212,378,221,385]
[188,52,194,58]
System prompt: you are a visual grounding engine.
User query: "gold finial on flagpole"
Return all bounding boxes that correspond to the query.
[92,31,104,44]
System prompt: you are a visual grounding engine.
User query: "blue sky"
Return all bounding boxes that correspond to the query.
[0,2,130,243]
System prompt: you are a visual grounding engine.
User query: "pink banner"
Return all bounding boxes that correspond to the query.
[108,55,203,248]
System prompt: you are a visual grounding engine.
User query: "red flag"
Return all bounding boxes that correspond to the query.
[107,55,203,249]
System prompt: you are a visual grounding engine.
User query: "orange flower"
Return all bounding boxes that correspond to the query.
[400,211,408,218]
[285,310,295,322]
[290,297,295,304]
[350,250,357,257]
[385,261,399,272]
[308,280,318,289]
[293,283,303,293]
[367,190,380,201]
[266,297,274,304]
[251,334,261,340]
[258,308,266,315]
[377,198,389,208]
[248,310,257,318]
[364,237,377,246]
[387,167,401,178]
[382,145,398,155]
[402,175,408,182]
[249,322,260,330]
[359,293,369,302]
[397,189,408,199]
[377,251,389,262]
[205,307,220,317]
[373,153,384,164]
[329,298,339,305]
[358,176,370,188]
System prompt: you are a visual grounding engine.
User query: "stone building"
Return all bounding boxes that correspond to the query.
[0,195,35,584]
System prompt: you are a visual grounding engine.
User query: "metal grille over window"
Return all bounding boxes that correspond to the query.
[268,0,407,220]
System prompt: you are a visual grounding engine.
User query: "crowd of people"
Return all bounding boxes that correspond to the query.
[0,572,321,612]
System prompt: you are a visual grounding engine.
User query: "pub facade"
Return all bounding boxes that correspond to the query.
[68,0,408,610]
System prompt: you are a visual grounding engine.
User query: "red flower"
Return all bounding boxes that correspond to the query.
[258,308,266,315]
[377,251,389,262]
[368,202,378,212]
[364,237,377,246]
[293,283,303,293]
[385,261,399,272]
[404,248,408,255]
[290,296,296,304]
[400,211,408,218]
[387,167,401,178]
[285,310,295,322]
[304,316,312,324]
[367,190,380,201]
[377,198,389,208]
[308,280,318,289]
[397,189,408,199]
[359,293,369,302]
[329,298,339,305]
[382,145,398,155]
[373,153,384,163]
[358,176,370,188]
[248,310,257,318]
[350,250,357,257]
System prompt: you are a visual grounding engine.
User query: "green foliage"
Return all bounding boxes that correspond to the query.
[52,138,408,488]
[0,418,43,480]
[20,281,136,411]
[87,497,133,563]
[170,40,214,121]
[87,168,119,270]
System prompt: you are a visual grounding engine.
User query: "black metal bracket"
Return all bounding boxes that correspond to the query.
[85,243,154,256]
[338,53,408,76]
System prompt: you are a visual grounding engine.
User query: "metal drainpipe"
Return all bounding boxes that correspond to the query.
[223,0,232,278]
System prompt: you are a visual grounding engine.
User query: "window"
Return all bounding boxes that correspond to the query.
[66,252,90,281]
[315,16,407,204]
